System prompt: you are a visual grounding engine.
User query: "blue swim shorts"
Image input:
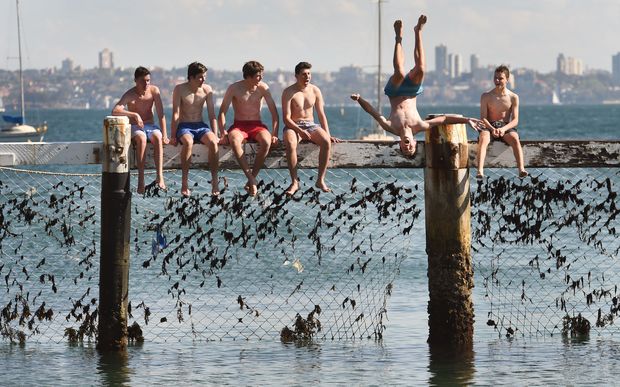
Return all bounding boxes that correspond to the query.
[131,123,162,142]
[176,122,211,143]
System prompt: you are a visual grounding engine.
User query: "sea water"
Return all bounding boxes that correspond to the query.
[1,105,620,386]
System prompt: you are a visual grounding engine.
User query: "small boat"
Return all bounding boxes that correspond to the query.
[1,0,47,142]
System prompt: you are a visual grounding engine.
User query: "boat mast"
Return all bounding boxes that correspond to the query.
[16,0,25,124]
[376,0,383,127]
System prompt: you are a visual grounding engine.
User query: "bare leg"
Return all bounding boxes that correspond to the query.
[389,20,406,87]
[250,130,273,193]
[476,131,491,178]
[201,132,220,195]
[503,132,528,178]
[228,131,257,196]
[410,15,427,84]
[133,134,147,194]
[310,128,332,192]
[283,129,300,195]
[179,134,194,197]
[151,132,166,190]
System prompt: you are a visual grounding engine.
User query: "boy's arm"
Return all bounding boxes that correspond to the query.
[170,86,181,146]
[218,87,233,143]
[315,87,340,142]
[153,86,168,143]
[282,89,310,141]
[500,94,520,133]
[263,86,279,141]
[480,93,494,130]
[425,115,485,131]
[350,93,398,135]
[205,86,218,138]
[112,92,143,127]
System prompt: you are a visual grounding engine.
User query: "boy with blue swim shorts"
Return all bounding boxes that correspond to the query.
[351,16,484,158]
[171,62,220,197]
[112,66,168,194]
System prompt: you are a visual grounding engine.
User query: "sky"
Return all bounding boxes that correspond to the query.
[1,0,619,74]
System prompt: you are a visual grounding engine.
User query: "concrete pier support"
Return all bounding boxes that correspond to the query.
[424,121,474,348]
[97,116,131,351]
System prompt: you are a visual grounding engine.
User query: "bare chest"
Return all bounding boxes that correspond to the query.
[291,91,316,110]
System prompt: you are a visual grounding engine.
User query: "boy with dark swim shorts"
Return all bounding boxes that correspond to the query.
[476,65,528,179]
[112,66,168,194]
[281,61,340,195]
[218,61,279,196]
[170,62,220,197]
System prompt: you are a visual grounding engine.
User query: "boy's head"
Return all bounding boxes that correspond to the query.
[187,62,207,80]
[134,66,150,80]
[242,61,264,79]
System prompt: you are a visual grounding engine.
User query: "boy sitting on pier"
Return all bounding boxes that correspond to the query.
[476,65,528,179]
[112,66,168,194]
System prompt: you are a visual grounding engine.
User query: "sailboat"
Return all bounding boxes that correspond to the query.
[551,90,562,105]
[1,0,47,142]
[358,0,396,141]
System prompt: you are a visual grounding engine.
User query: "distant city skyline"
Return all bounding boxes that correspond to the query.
[1,0,619,74]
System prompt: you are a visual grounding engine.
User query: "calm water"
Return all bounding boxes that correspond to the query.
[22,104,620,142]
[1,105,620,386]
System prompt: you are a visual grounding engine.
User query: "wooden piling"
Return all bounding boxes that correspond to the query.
[424,121,474,348]
[97,116,131,350]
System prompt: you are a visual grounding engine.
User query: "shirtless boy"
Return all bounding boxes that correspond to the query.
[282,61,340,195]
[352,16,483,155]
[112,66,168,194]
[170,62,220,196]
[218,61,279,196]
[476,65,528,179]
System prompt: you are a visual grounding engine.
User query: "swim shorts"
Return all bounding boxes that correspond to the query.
[228,120,268,142]
[384,73,424,98]
[284,120,322,134]
[176,122,211,143]
[131,123,162,142]
[480,120,517,136]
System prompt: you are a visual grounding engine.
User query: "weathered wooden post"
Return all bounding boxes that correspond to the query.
[424,118,474,348]
[97,116,131,350]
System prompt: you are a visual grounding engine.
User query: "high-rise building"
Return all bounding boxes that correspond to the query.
[99,48,114,70]
[435,44,448,74]
[61,58,74,73]
[448,53,454,78]
[556,53,583,75]
[557,53,566,74]
[470,54,479,73]
[613,52,620,84]
[453,54,462,78]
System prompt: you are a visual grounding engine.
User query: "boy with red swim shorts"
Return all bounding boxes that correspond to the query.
[218,61,279,196]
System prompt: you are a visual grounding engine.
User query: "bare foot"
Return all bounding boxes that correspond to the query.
[394,20,403,38]
[414,15,427,33]
[181,188,191,197]
[157,179,167,191]
[211,179,220,196]
[519,170,529,179]
[244,176,258,197]
[476,171,484,180]
[315,181,331,193]
[285,180,299,196]
[350,93,360,101]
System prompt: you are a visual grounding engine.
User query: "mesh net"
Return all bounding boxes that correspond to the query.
[472,167,620,338]
[0,167,423,343]
[1,164,619,343]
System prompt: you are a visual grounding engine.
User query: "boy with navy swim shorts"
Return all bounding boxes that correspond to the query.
[112,66,168,194]
[170,62,220,197]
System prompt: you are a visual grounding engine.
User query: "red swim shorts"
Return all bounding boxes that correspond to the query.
[229,120,268,142]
